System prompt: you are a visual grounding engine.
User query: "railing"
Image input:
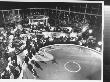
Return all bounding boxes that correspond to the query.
[0,7,102,17]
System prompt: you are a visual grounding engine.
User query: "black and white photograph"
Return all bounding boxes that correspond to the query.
[0,1,103,80]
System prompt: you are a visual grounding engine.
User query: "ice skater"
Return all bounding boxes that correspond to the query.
[51,58,58,64]
[31,60,43,71]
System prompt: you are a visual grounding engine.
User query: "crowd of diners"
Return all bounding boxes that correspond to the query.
[0,10,102,79]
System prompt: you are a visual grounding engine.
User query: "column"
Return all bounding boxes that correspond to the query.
[46,18,48,26]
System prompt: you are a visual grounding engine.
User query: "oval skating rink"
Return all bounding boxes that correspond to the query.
[24,44,101,80]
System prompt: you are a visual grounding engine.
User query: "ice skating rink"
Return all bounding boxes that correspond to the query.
[25,44,101,80]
